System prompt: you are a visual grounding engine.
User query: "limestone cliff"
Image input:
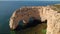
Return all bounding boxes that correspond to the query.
[9,5,60,34]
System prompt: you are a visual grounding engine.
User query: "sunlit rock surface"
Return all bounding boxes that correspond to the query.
[9,6,47,30]
[9,5,60,34]
[46,5,60,34]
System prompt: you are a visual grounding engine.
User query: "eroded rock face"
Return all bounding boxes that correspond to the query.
[9,6,47,30]
[9,5,60,34]
[46,5,60,34]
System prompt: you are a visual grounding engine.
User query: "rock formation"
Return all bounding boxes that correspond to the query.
[9,5,60,34]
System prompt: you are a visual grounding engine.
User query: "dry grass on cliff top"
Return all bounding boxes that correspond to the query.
[50,4,60,13]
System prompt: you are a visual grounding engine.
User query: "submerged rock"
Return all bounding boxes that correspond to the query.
[9,4,60,34]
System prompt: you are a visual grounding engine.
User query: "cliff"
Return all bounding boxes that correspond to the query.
[9,5,60,34]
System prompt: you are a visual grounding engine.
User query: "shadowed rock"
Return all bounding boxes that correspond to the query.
[9,5,60,34]
[14,18,47,31]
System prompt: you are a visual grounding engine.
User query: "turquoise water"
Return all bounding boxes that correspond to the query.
[0,1,60,34]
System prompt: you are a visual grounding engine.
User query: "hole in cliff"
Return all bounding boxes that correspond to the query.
[14,18,47,31]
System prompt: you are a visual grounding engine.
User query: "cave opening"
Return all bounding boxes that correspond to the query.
[14,18,47,31]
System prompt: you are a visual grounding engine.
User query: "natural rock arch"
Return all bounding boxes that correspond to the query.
[9,5,60,34]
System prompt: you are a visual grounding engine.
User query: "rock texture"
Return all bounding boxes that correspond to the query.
[9,5,60,34]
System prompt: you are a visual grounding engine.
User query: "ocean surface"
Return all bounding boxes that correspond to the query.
[0,1,60,34]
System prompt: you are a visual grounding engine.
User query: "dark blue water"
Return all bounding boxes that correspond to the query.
[0,1,60,34]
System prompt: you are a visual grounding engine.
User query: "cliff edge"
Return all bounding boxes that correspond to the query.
[9,5,60,34]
